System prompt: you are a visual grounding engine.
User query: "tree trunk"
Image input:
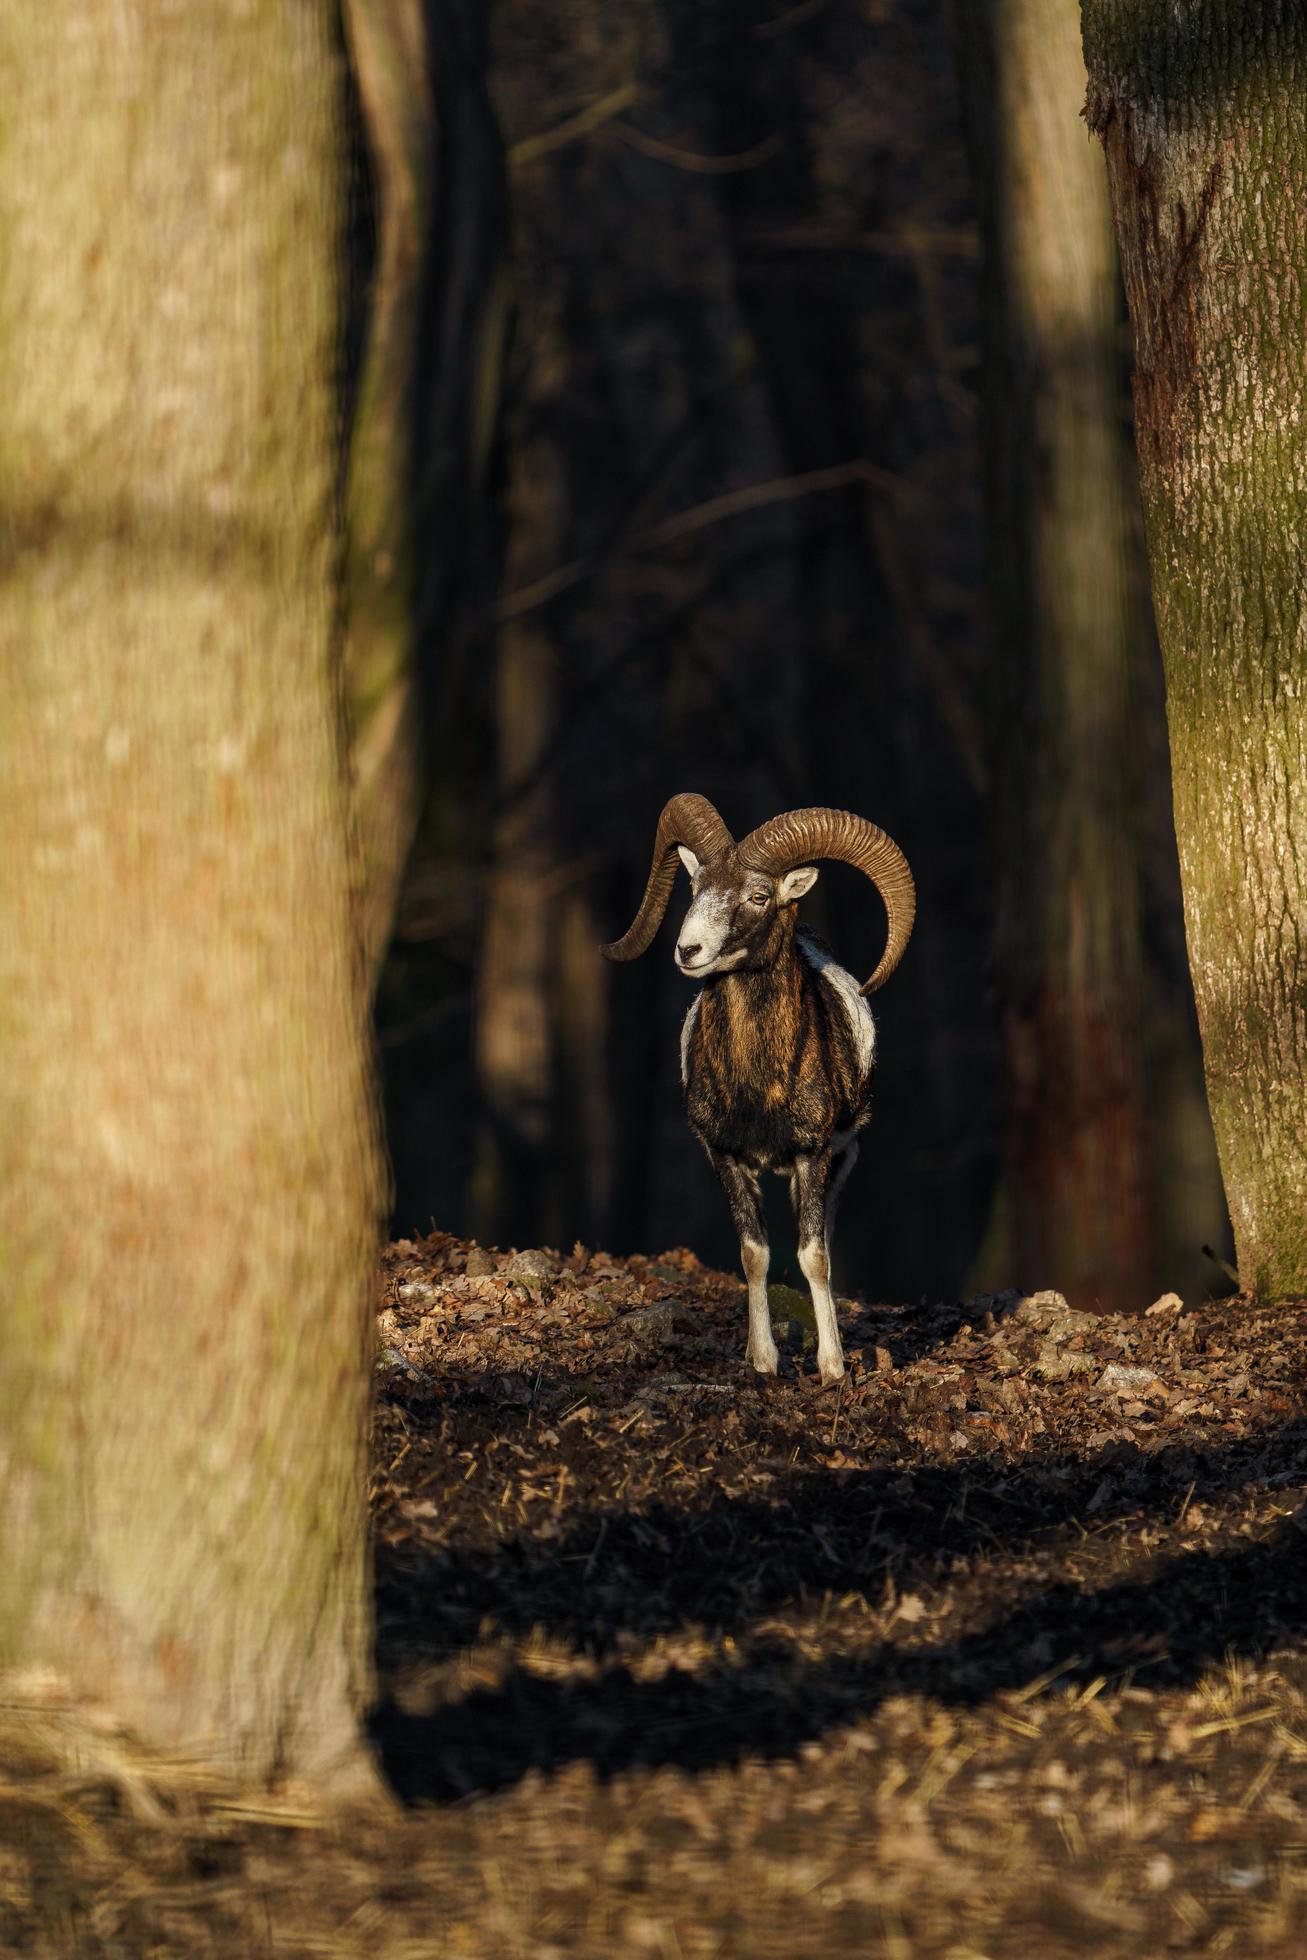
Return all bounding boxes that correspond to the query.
[342,0,509,986]
[472,610,560,1243]
[341,0,439,984]
[471,299,568,1248]
[1081,6,1307,1298]
[0,5,384,1783]
[954,0,1157,1312]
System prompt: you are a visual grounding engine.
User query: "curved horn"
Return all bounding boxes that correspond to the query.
[738,806,915,994]
[602,793,735,963]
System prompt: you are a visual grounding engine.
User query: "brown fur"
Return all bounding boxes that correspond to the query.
[684,911,872,1171]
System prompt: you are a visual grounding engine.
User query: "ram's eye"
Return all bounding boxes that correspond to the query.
[747,891,769,907]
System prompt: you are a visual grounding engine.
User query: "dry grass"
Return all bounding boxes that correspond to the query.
[4,1234,1307,1956]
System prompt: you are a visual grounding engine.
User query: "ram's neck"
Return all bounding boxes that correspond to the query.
[701,912,804,1063]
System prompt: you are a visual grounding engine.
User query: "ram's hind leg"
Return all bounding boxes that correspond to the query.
[709,1150,777,1375]
[826,1136,858,1242]
[793,1149,844,1386]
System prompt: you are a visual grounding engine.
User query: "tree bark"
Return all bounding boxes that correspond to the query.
[342,0,509,986]
[0,4,384,1782]
[341,0,439,984]
[954,0,1157,1312]
[1081,5,1307,1297]
[472,607,560,1240]
[471,276,580,1249]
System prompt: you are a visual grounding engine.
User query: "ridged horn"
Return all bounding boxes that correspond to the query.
[602,793,735,963]
[737,806,915,994]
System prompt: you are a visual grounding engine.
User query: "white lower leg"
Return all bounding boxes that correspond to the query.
[741,1237,777,1374]
[799,1237,844,1384]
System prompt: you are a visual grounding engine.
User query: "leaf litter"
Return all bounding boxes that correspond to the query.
[4,1233,1307,1955]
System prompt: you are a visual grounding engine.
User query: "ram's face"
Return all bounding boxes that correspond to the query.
[673,849,817,978]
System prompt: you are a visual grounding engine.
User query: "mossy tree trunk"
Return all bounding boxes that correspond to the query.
[1081,5,1307,1298]
[0,5,384,1781]
[953,0,1156,1312]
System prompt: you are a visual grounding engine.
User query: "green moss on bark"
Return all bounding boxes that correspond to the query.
[0,5,384,1780]
[1083,0,1307,1296]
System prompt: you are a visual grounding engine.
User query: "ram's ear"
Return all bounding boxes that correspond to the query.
[777,865,819,904]
[677,845,701,879]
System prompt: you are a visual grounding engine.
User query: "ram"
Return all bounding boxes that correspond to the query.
[603,794,914,1386]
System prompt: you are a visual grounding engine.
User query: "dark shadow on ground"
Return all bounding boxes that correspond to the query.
[374,1517,1307,1799]
[371,1422,1307,1801]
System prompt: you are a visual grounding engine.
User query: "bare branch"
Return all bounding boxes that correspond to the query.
[509,83,639,169]
[611,123,784,175]
[636,459,908,551]
[496,460,911,623]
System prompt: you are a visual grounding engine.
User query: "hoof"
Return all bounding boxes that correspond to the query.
[817,1357,845,1389]
[746,1346,780,1377]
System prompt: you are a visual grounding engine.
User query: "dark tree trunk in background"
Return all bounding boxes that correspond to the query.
[954,0,1160,1312]
[472,465,564,1241]
[344,0,509,984]
[469,252,616,1251]
[364,0,511,1242]
[1082,5,1307,1298]
[0,2,383,1783]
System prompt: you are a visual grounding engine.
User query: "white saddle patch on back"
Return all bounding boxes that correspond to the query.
[797,930,876,1077]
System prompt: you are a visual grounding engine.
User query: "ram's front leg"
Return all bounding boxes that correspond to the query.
[707,1149,777,1375]
[792,1149,844,1385]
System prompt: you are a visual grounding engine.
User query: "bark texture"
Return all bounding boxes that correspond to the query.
[1082,4,1307,1297]
[0,6,384,1779]
[955,0,1156,1311]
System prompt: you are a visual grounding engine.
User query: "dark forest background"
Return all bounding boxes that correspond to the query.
[367,0,1231,1308]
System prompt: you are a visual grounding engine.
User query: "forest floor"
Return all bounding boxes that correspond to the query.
[6,1233,1307,1957]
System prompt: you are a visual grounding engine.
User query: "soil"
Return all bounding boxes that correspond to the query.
[4,1234,1307,1956]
